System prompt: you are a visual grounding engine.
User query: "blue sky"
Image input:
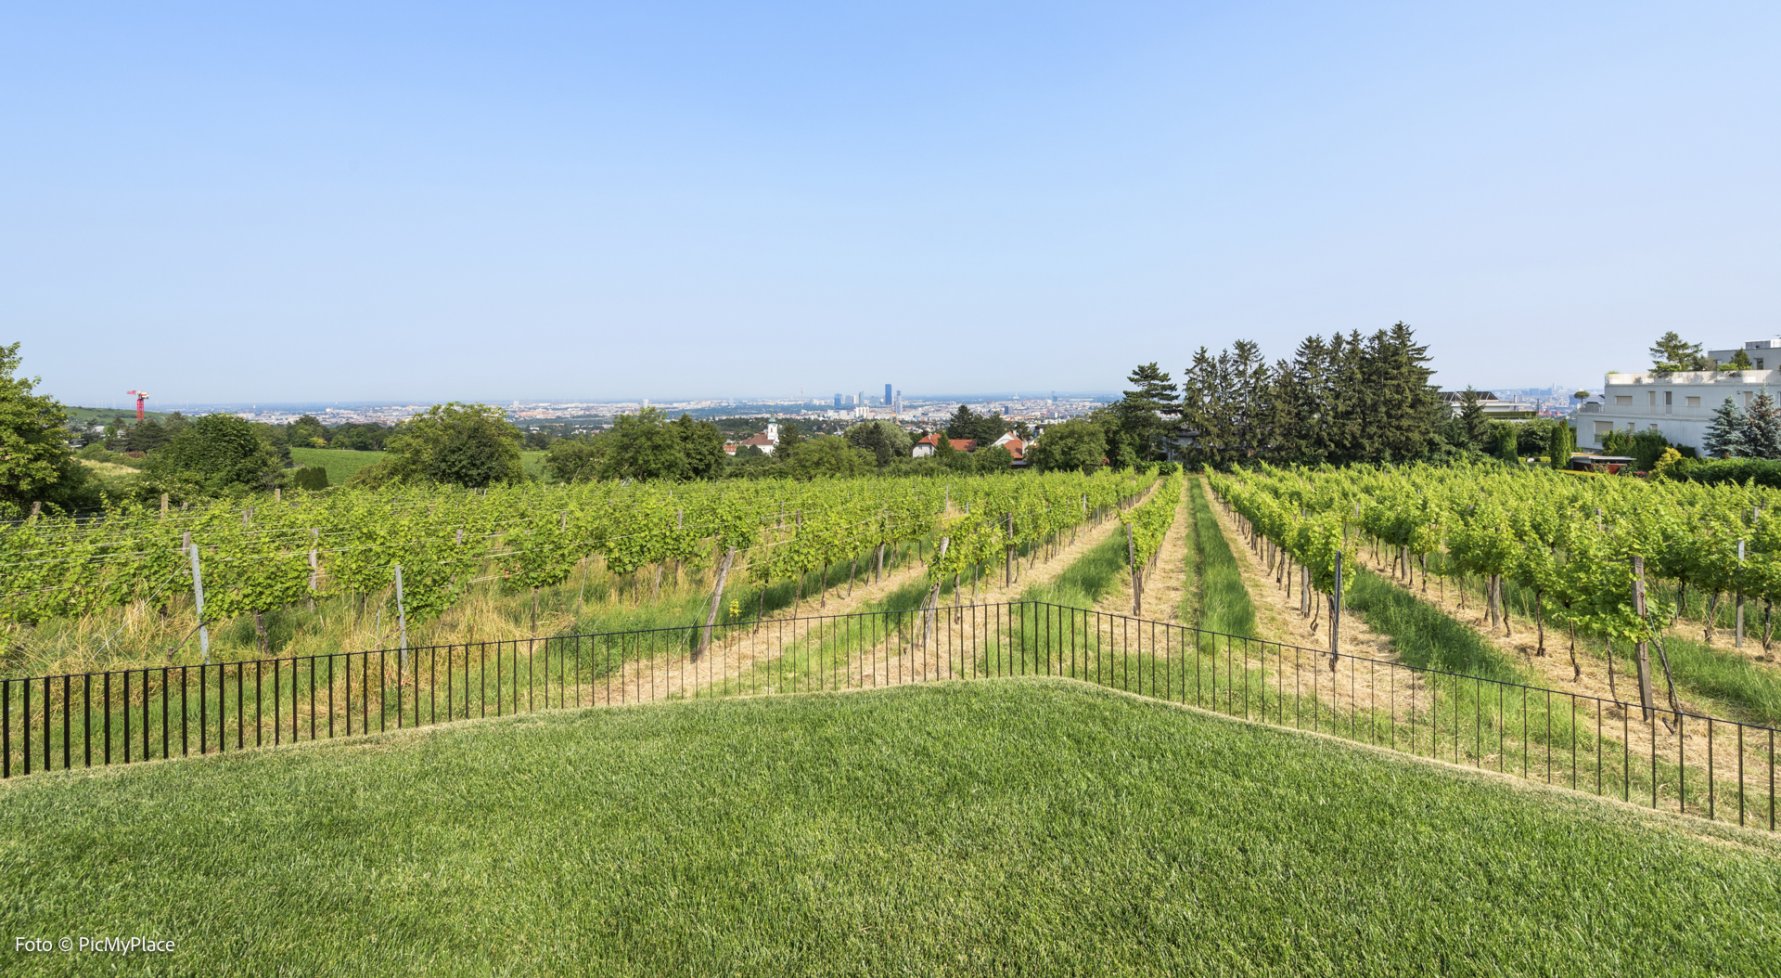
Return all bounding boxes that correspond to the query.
[4,2,1777,406]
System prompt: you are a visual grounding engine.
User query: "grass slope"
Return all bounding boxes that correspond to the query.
[288,446,386,483]
[2,682,1776,978]
[289,448,549,485]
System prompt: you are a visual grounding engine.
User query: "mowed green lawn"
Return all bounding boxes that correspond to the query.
[1,682,1777,977]
[289,447,548,484]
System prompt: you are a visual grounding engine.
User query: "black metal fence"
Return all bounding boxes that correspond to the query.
[3,601,1776,832]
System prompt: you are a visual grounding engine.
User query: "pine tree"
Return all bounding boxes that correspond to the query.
[1744,394,1781,459]
[1457,388,1489,449]
[1115,362,1179,462]
[1649,331,1708,372]
[1703,398,1747,458]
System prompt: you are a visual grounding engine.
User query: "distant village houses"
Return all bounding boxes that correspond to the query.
[722,422,780,456]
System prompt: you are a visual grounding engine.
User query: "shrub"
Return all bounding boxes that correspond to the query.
[292,466,329,491]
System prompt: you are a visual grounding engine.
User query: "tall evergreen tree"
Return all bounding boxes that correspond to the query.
[1702,398,1747,459]
[1547,422,1574,469]
[1456,388,1489,450]
[1169,322,1447,469]
[1179,347,1230,467]
[1115,362,1179,462]
[1745,394,1781,459]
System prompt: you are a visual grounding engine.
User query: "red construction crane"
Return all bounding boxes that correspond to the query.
[126,390,150,422]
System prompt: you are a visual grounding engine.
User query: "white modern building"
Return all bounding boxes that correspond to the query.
[1574,339,1781,451]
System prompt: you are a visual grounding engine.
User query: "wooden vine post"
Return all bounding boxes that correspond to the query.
[1328,551,1342,672]
[1632,555,1655,721]
[1736,538,1746,649]
[698,547,736,659]
[187,534,209,663]
[1005,513,1015,587]
[395,563,408,674]
[1127,521,1140,615]
[922,537,950,650]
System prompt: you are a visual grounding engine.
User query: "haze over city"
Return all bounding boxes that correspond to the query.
[7,2,1777,405]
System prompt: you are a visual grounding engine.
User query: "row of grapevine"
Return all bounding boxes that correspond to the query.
[1119,471,1183,613]
[0,473,1152,637]
[1208,461,1781,716]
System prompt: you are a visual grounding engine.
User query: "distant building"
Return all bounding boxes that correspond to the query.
[884,383,893,406]
[722,422,781,457]
[991,432,1027,465]
[911,433,977,457]
[1439,391,1537,419]
[833,393,842,409]
[1573,337,1781,451]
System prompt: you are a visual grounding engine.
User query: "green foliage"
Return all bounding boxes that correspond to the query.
[942,405,1009,445]
[0,342,85,517]
[601,409,691,480]
[1112,362,1179,462]
[1547,421,1574,469]
[144,414,286,500]
[1747,393,1781,458]
[970,444,1014,472]
[0,472,1147,634]
[671,414,726,479]
[1489,420,1520,462]
[1026,418,1106,474]
[781,436,874,479]
[1600,429,1674,471]
[1704,397,1748,459]
[1181,324,1445,468]
[1726,349,1754,370]
[291,466,330,491]
[1649,330,1709,372]
[1456,388,1489,449]
[384,403,525,488]
[1119,472,1183,571]
[1650,447,1683,479]
[1662,457,1781,489]
[543,437,606,483]
[844,420,913,467]
[285,414,328,449]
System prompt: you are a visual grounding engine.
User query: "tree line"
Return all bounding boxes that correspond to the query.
[1078,323,1572,471]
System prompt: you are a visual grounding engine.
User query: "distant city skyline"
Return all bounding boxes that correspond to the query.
[7,3,1776,405]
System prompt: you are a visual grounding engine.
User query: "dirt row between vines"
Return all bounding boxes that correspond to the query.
[1201,483,1427,723]
[1095,482,1192,623]
[1353,545,1777,792]
[585,483,1162,704]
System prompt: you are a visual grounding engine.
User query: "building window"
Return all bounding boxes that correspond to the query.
[1686,395,1701,408]
[1648,391,1657,408]
[1614,395,1633,406]
[1760,358,1767,369]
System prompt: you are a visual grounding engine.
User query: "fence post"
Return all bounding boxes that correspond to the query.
[1328,551,1342,672]
[188,537,209,663]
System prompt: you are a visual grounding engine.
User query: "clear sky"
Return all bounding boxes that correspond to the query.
[4,2,1777,406]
